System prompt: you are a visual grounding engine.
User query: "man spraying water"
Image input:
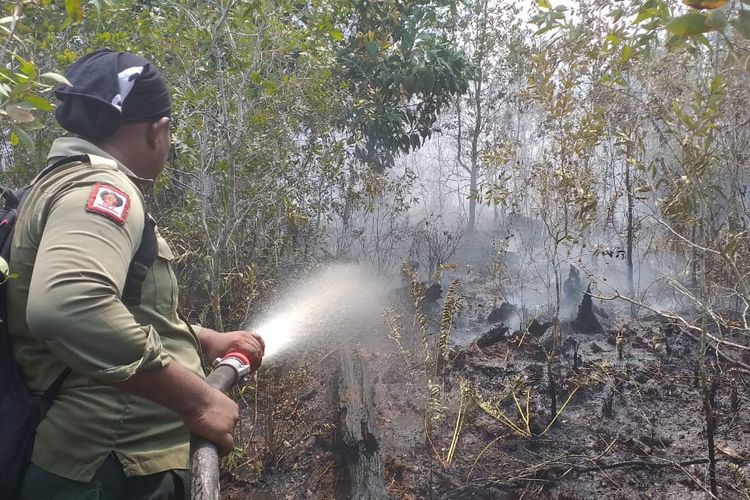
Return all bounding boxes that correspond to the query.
[4,49,264,499]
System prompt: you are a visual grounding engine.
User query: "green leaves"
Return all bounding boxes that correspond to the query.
[24,94,54,112]
[662,3,750,45]
[666,12,711,37]
[63,0,84,27]
[537,0,552,10]
[5,104,35,123]
[730,10,750,39]
[40,72,72,86]
[14,55,37,79]
[334,0,472,170]
[530,6,568,36]
[9,125,34,151]
[705,9,727,30]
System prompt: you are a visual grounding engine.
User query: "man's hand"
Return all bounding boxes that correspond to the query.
[182,386,239,456]
[107,361,241,456]
[197,327,265,369]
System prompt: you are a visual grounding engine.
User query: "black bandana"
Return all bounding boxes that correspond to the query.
[55,49,171,140]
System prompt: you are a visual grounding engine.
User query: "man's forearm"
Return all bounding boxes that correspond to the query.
[103,360,240,455]
[105,361,211,417]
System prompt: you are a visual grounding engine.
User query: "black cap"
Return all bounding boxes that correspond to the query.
[55,48,171,140]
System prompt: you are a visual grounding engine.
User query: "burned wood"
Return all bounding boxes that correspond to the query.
[333,350,386,500]
[476,323,509,348]
[601,380,616,418]
[528,319,552,338]
[391,281,442,312]
[423,282,442,305]
[562,264,584,309]
[573,285,603,334]
[568,457,710,474]
[487,302,518,324]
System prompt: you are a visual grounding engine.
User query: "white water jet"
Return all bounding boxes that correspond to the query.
[247,263,394,362]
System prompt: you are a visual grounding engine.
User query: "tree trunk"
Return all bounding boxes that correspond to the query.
[468,168,477,233]
[208,254,224,332]
[333,350,385,500]
[625,144,634,297]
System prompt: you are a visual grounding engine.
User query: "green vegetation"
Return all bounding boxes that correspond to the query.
[5,0,750,496]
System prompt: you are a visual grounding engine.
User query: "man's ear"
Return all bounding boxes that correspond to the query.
[147,117,171,150]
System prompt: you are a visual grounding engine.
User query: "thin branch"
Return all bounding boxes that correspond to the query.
[0,0,23,64]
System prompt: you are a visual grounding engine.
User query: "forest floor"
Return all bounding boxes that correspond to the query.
[220,264,750,500]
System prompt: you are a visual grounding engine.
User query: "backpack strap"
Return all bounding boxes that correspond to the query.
[32,154,158,305]
[5,156,87,410]
[32,155,90,185]
[122,215,157,305]
[18,156,156,399]
[38,367,72,414]
[0,155,89,260]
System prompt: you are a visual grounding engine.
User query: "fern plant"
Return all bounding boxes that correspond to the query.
[402,262,431,371]
[435,279,462,376]
[384,303,414,370]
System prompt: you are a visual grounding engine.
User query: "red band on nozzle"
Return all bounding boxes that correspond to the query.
[223,352,251,366]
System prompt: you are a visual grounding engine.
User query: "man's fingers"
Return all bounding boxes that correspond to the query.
[254,333,265,351]
[245,341,263,367]
[218,433,235,457]
[238,333,264,366]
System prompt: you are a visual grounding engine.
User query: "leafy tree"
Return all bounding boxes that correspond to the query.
[330,0,473,171]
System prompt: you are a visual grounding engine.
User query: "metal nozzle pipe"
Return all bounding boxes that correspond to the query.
[190,353,252,500]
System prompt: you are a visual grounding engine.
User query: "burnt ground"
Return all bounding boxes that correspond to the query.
[221,275,750,499]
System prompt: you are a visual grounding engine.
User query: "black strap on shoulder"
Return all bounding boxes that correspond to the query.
[37,154,158,306]
[0,155,89,260]
[19,157,87,403]
[33,154,89,188]
[39,367,72,414]
[122,215,157,305]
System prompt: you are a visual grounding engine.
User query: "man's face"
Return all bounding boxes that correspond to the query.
[138,117,172,180]
[154,121,172,176]
[102,192,119,208]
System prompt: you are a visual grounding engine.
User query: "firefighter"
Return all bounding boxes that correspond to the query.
[9,49,264,499]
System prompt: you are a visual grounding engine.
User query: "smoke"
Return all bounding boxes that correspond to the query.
[247,263,395,362]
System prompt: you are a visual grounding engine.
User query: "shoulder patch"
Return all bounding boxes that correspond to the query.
[85,183,131,225]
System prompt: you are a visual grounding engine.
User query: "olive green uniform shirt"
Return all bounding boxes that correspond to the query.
[8,137,205,482]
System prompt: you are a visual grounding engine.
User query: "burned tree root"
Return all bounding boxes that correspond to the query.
[333,350,386,499]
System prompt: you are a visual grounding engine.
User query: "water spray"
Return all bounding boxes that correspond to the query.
[247,263,394,362]
[189,264,393,499]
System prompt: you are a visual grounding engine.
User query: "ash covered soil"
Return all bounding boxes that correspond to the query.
[221,268,750,499]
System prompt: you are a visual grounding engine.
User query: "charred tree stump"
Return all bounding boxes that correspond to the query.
[476,324,509,348]
[562,264,584,310]
[573,285,603,334]
[486,302,518,324]
[333,350,386,500]
[528,319,552,338]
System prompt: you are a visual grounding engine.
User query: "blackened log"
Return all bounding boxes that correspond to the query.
[573,285,603,334]
[476,324,509,348]
[486,302,518,324]
[333,350,386,500]
[563,264,584,308]
[528,319,552,338]
[422,283,442,305]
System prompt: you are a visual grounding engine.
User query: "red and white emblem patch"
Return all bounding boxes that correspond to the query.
[85,183,131,225]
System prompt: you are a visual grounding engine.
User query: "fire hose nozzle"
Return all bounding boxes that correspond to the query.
[192,352,254,499]
[212,352,253,381]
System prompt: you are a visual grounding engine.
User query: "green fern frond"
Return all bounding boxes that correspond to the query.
[384,302,414,370]
[435,279,462,376]
[426,380,446,424]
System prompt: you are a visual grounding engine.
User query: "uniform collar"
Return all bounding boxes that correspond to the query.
[47,137,153,185]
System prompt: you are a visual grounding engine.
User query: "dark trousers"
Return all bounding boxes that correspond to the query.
[18,454,189,500]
